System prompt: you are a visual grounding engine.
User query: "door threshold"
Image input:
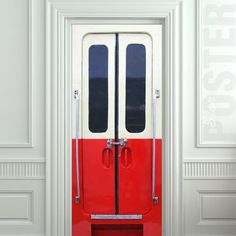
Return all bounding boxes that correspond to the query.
[91,214,142,220]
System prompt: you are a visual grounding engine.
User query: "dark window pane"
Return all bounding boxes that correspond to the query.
[126,44,146,133]
[89,45,108,133]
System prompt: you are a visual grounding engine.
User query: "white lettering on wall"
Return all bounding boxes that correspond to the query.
[199,0,236,145]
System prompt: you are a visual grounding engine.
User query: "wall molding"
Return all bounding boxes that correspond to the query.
[0,160,45,179]
[0,0,33,148]
[0,191,33,225]
[184,160,236,179]
[197,0,236,147]
[46,1,183,236]
[198,190,236,224]
[185,181,236,235]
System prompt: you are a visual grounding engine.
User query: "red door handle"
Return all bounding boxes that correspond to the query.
[121,147,132,168]
[102,148,112,168]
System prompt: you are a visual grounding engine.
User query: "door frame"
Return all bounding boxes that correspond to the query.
[45,1,183,236]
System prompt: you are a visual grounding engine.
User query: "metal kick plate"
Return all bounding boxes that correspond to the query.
[91,214,142,220]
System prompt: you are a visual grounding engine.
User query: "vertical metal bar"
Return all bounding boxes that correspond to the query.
[152,89,160,205]
[74,90,80,204]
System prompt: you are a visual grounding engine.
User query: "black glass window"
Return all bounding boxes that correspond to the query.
[126,44,146,133]
[89,45,108,133]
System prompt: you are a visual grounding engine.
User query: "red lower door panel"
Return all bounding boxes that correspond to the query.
[73,139,115,214]
[72,138,162,236]
[119,139,162,214]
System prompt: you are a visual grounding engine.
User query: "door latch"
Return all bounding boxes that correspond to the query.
[107,138,127,149]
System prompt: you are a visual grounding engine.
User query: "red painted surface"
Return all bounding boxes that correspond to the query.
[72,138,162,236]
[91,224,143,236]
[82,139,115,214]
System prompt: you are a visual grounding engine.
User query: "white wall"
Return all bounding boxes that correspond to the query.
[0,0,236,235]
[0,0,45,235]
[183,0,236,235]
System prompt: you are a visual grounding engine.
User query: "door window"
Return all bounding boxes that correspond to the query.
[125,44,146,133]
[88,45,108,133]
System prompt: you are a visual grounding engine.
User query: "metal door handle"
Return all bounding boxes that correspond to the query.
[74,90,80,204]
[107,138,127,149]
[152,89,160,205]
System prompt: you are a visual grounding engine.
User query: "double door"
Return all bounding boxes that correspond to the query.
[73,30,162,215]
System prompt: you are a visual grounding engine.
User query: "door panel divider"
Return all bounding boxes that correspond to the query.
[114,33,119,214]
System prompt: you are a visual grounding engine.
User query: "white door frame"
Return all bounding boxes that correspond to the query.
[45,1,183,236]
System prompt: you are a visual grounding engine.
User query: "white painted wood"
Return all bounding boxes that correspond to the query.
[197,0,236,147]
[0,192,32,220]
[0,180,45,235]
[183,0,236,158]
[0,0,45,158]
[0,161,45,180]
[201,194,236,219]
[184,160,236,179]
[184,181,236,236]
[0,0,32,147]
[182,0,236,235]
[0,0,46,235]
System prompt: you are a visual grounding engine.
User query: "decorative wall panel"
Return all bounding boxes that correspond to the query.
[0,0,33,147]
[0,1,46,235]
[184,160,236,179]
[0,161,45,179]
[0,180,44,235]
[185,181,236,236]
[198,0,236,146]
[200,191,236,220]
[0,191,32,223]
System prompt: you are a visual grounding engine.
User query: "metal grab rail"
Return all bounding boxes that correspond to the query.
[74,90,80,204]
[152,89,160,205]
